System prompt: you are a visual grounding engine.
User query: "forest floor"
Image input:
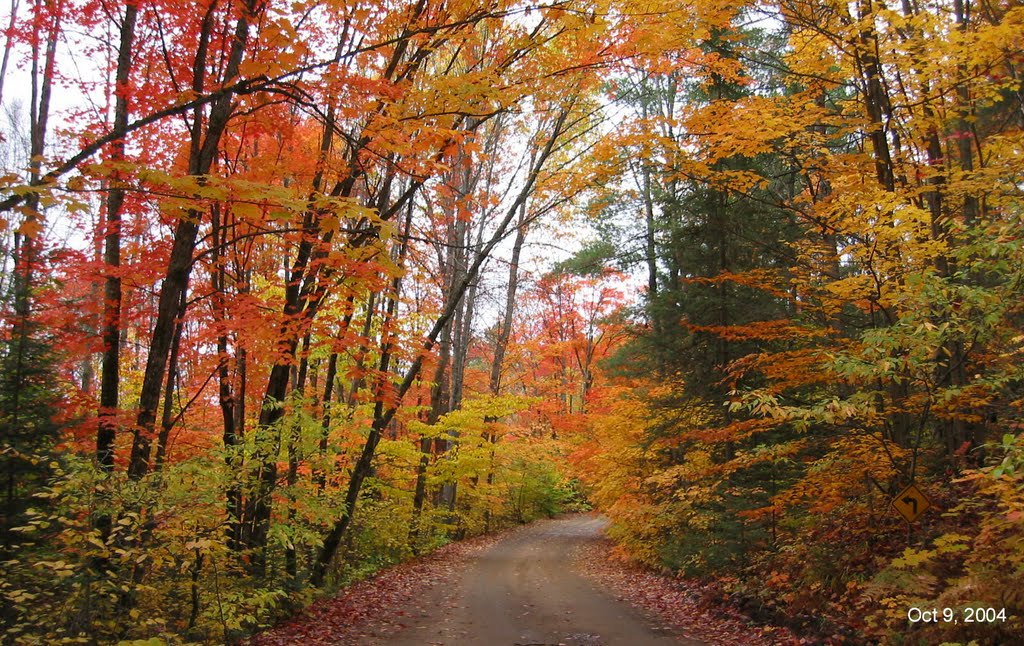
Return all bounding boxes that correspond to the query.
[249,514,806,645]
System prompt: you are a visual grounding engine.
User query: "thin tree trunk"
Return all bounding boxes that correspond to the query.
[857,0,895,193]
[315,351,339,493]
[479,206,529,532]
[640,94,658,300]
[14,0,60,315]
[229,280,249,550]
[206,202,244,549]
[489,206,528,396]
[410,320,451,540]
[285,332,313,578]
[0,0,21,107]
[154,288,187,469]
[97,0,137,473]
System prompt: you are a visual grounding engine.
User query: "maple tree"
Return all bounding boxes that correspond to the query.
[1,0,1022,642]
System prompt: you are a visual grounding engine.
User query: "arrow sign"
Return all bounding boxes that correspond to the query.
[902,496,918,515]
[891,483,932,523]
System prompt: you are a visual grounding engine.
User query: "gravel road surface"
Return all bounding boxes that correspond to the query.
[389,515,704,645]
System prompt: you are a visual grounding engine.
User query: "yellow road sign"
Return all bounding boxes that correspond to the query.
[891,483,932,523]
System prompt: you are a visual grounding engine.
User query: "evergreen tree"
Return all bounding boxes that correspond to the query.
[0,316,60,550]
[601,24,806,574]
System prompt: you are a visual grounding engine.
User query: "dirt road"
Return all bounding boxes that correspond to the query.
[389,515,705,645]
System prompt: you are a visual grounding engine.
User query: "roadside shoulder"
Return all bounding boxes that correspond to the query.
[572,536,803,646]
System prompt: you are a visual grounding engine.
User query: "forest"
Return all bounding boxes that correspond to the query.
[0,0,1022,643]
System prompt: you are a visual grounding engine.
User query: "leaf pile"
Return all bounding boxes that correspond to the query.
[247,531,506,645]
[572,537,811,645]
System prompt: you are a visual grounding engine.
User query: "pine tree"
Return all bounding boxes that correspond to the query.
[0,316,59,550]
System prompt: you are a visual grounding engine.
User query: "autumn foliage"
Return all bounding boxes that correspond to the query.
[1,0,1023,643]
[570,0,1024,643]
[0,0,609,641]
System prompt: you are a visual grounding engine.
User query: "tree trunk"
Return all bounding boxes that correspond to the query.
[285,332,313,578]
[0,0,20,107]
[206,202,244,549]
[153,288,187,469]
[315,351,340,493]
[489,206,528,396]
[97,0,137,472]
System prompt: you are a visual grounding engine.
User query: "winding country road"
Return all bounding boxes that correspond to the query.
[388,515,705,645]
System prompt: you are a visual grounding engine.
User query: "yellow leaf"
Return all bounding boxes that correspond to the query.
[17,217,43,238]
